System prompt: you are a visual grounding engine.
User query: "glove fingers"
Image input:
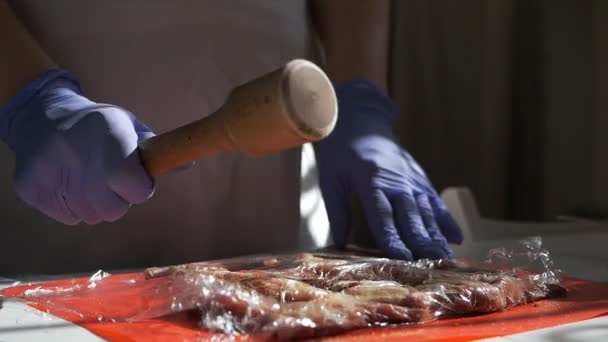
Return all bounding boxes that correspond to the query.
[430,196,464,244]
[107,150,155,204]
[19,184,80,225]
[63,194,100,225]
[46,189,81,225]
[390,192,444,260]
[88,184,130,223]
[62,167,103,225]
[91,107,154,204]
[358,186,413,260]
[15,165,80,225]
[415,194,452,258]
[133,119,155,141]
[319,176,351,248]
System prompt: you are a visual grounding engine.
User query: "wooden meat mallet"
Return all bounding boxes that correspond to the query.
[138,59,338,177]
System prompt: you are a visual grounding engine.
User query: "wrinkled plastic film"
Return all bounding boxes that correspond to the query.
[484,236,562,285]
[13,238,566,340]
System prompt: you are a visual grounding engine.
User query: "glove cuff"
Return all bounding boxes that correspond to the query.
[0,69,82,149]
[334,79,397,125]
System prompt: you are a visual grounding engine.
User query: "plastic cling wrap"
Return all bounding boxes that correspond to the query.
[138,239,566,339]
[12,239,566,340]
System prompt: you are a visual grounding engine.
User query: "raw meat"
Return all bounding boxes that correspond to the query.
[143,252,565,339]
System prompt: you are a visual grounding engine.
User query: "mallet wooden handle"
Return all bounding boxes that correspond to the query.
[138,59,338,177]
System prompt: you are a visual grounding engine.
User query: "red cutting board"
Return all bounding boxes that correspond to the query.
[2,274,608,342]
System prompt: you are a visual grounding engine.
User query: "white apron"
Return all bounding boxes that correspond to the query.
[0,0,330,275]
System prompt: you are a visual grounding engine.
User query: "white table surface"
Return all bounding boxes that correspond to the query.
[480,316,608,342]
[0,279,104,342]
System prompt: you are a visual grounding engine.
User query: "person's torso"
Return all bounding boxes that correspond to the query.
[0,0,330,275]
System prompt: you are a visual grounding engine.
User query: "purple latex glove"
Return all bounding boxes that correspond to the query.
[315,80,463,260]
[0,69,155,225]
